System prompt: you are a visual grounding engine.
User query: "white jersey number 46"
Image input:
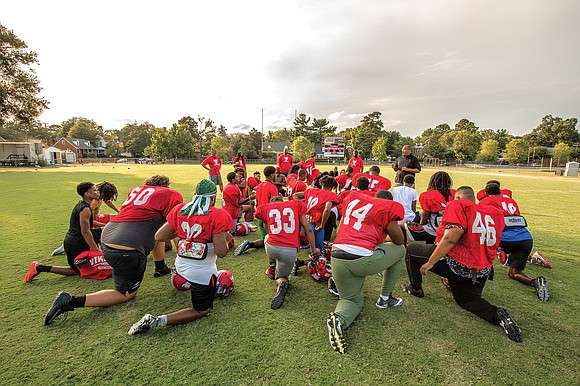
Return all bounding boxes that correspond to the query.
[471,212,497,246]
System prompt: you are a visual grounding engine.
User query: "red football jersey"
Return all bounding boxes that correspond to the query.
[348,157,364,174]
[286,177,307,200]
[95,213,111,224]
[232,156,246,169]
[114,186,183,222]
[436,200,505,269]
[201,156,222,175]
[304,188,339,226]
[335,174,351,189]
[476,188,513,202]
[222,183,242,221]
[478,195,521,216]
[75,250,113,280]
[255,180,279,207]
[255,200,306,250]
[334,191,404,252]
[418,189,453,213]
[277,154,294,172]
[247,177,260,191]
[166,205,233,243]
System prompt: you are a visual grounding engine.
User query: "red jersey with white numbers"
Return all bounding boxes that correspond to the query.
[201,156,222,175]
[334,191,404,251]
[335,174,352,189]
[304,188,339,226]
[476,188,513,202]
[277,154,294,172]
[478,195,521,216]
[352,173,391,192]
[348,157,364,174]
[166,205,233,243]
[113,186,183,222]
[222,183,242,220]
[436,200,504,269]
[256,180,279,207]
[255,200,306,250]
[286,177,307,200]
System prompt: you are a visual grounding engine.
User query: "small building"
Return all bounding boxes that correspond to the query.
[43,146,77,164]
[53,137,105,159]
[263,142,291,156]
[0,139,43,164]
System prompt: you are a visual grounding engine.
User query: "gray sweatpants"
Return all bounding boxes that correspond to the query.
[265,243,297,279]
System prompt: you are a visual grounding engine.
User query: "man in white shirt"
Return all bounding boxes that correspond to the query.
[391,174,420,223]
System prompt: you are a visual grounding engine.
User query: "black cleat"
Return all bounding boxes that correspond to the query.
[401,283,425,298]
[496,308,522,342]
[44,291,74,325]
[326,312,347,354]
[271,281,289,310]
[153,265,171,277]
[532,276,549,302]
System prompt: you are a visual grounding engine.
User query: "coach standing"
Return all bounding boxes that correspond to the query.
[202,149,223,194]
[392,145,421,186]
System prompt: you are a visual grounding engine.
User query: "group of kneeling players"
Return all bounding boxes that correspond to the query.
[25,159,552,354]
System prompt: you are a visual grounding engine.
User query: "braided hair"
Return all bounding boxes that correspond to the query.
[427,171,453,201]
[96,181,118,202]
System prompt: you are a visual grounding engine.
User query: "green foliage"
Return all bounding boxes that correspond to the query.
[524,115,579,147]
[293,113,311,139]
[211,136,231,160]
[504,138,529,163]
[372,136,390,161]
[349,112,384,158]
[452,129,481,162]
[271,128,294,143]
[1,166,579,385]
[178,116,215,158]
[552,142,572,164]
[292,114,336,145]
[292,136,314,161]
[68,120,102,143]
[0,23,49,126]
[420,123,451,158]
[477,139,499,162]
[117,122,155,157]
[146,124,194,163]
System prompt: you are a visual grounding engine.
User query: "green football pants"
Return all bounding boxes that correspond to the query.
[331,243,406,328]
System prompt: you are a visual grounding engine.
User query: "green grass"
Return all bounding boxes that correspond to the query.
[0,164,578,385]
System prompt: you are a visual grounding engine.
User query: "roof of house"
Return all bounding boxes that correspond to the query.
[263,142,291,153]
[62,138,97,150]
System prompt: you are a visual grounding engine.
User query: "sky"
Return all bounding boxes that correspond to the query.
[2,0,579,138]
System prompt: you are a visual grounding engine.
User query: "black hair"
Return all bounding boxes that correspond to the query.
[226,171,237,183]
[485,183,501,196]
[264,165,276,177]
[96,181,118,202]
[253,171,261,176]
[486,180,501,187]
[356,177,369,190]
[346,166,353,174]
[403,174,415,184]
[289,164,301,174]
[456,186,475,201]
[320,175,337,190]
[427,171,453,201]
[298,169,308,178]
[234,168,245,174]
[77,182,95,197]
[375,190,393,200]
[369,165,380,174]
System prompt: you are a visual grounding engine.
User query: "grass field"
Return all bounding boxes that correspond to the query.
[1,163,579,385]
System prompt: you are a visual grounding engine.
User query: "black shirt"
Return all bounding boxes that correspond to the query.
[394,154,421,183]
[65,200,93,242]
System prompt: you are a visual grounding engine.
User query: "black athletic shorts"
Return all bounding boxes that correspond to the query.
[63,228,102,271]
[500,239,533,271]
[190,274,217,312]
[103,245,146,294]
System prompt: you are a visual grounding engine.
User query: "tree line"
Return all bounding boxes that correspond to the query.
[2,21,579,165]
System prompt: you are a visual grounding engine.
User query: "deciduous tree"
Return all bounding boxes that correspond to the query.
[292,136,314,161]
[477,139,499,162]
[504,139,528,164]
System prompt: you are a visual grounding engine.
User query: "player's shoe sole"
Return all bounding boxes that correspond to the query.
[533,276,550,302]
[271,281,288,310]
[25,261,41,282]
[401,283,425,298]
[44,291,74,326]
[376,295,404,309]
[327,312,347,354]
[234,240,250,256]
[51,245,65,256]
[496,308,522,342]
[128,314,158,335]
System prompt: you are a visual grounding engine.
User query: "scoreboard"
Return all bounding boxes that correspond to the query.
[323,137,345,158]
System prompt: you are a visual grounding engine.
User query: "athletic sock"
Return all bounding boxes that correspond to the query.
[269,261,277,269]
[296,260,305,267]
[71,295,86,308]
[156,315,168,327]
[37,265,52,273]
[379,294,390,301]
[154,260,167,271]
[249,242,256,248]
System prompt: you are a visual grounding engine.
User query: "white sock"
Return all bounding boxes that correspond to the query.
[155,315,168,327]
[380,294,390,301]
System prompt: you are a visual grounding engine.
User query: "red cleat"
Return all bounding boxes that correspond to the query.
[497,249,508,266]
[529,252,553,269]
[25,262,41,282]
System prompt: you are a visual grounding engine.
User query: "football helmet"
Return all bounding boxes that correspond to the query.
[235,222,250,236]
[170,268,191,291]
[308,257,332,282]
[215,270,235,298]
